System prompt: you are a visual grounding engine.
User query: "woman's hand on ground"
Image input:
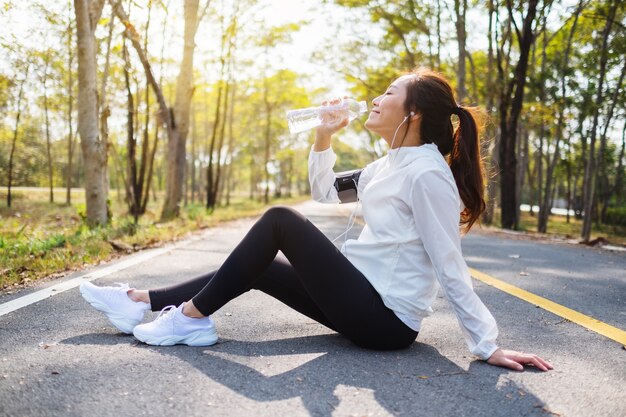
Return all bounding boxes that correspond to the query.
[486,348,554,372]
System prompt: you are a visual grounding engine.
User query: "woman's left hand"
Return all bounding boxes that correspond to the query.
[486,348,554,372]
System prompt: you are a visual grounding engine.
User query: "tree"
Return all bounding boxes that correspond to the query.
[74,0,108,226]
[497,0,540,230]
[581,0,620,241]
[110,0,208,220]
[454,0,468,102]
[6,61,29,208]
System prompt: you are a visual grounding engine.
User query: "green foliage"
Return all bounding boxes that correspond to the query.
[604,207,626,227]
[0,188,309,288]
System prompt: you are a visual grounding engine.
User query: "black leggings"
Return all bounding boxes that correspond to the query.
[149,206,417,350]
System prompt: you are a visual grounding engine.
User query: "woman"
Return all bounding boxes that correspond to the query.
[81,69,552,372]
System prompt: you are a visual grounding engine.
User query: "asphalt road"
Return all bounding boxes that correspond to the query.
[0,200,624,417]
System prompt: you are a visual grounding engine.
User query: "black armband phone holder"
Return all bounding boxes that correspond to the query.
[333,169,362,203]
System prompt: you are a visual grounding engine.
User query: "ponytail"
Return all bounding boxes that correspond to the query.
[450,105,486,232]
[404,68,486,232]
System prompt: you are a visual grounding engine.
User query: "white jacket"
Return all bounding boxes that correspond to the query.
[308,144,498,359]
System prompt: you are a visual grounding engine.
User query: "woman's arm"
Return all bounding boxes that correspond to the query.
[410,170,553,371]
[309,98,379,203]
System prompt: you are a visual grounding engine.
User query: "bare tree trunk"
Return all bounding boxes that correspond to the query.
[66,0,75,205]
[214,36,236,207]
[190,102,197,203]
[140,0,169,214]
[109,0,184,220]
[136,1,153,216]
[263,80,272,205]
[162,0,204,219]
[482,0,497,225]
[516,124,527,224]
[224,81,237,206]
[206,6,236,210]
[99,7,115,201]
[74,0,108,226]
[535,21,547,229]
[612,122,626,206]
[498,0,538,230]
[42,62,54,203]
[538,1,582,233]
[7,68,28,208]
[206,76,225,210]
[122,41,140,222]
[436,0,441,70]
[597,58,626,222]
[454,0,467,101]
[581,1,619,241]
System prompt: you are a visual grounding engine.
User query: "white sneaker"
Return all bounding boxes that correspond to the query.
[80,282,150,334]
[133,304,218,346]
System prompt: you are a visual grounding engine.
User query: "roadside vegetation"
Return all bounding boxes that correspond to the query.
[0,188,308,290]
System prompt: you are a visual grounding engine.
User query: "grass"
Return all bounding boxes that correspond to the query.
[0,187,309,289]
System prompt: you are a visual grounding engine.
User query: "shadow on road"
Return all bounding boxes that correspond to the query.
[60,333,552,416]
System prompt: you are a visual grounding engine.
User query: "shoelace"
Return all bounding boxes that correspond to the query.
[153,305,177,323]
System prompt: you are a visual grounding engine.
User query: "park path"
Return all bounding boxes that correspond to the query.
[0,200,624,417]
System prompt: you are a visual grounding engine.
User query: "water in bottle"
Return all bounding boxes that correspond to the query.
[286,98,367,134]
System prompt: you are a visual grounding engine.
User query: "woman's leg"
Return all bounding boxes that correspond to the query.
[148,257,336,330]
[187,206,417,350]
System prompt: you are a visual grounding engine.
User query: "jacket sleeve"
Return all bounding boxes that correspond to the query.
[308,146,381,204]
[308,147,340,203]
[409,169,499,360]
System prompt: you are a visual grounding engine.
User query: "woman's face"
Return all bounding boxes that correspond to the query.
[364,75,413,144]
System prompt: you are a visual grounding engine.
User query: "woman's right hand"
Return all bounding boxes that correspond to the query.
[313,97,349,151]
[486,348,553,372]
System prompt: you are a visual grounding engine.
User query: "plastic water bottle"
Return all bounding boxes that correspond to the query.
[286,98,368,134]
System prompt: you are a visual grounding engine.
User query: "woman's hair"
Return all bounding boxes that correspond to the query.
[403,68,486,232]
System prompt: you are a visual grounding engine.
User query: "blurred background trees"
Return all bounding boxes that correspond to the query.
[0,0,625,240]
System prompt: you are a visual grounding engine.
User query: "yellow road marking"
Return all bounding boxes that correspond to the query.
[469,268,626,346]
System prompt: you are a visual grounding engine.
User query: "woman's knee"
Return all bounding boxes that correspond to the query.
[262,206,304,224]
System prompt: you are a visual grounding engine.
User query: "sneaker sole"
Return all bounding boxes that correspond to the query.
[80,285,139,334]
[133,328,218,347]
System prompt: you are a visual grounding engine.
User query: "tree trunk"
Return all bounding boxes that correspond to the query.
[162,0,202,219]
[498,0,538,230]
[224,81,237,206]
[516,124,528,223]
[263,80,272,205]
[122,41,140,221]
[535,19,547,229]
[109,0,184,220]
[42,64,54,203]
[611,122,626,206]
[190,102,197,203]
[7,68,28,208]
[539,1,582,232]
[581,1,619,241]
[482,0,497,225]
[454,0,467,102]
[597,57,626,222]
[74,0,108,226]
[99,8,115,201]
[66,2,75,205]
